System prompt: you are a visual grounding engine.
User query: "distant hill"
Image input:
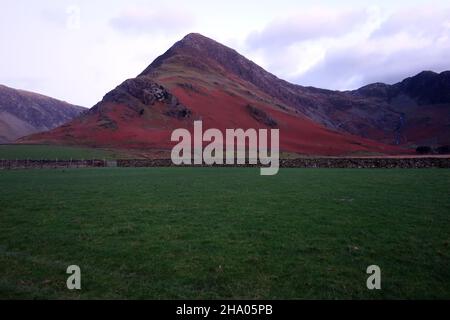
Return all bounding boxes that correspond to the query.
[0,84,85,143]
[350,71,450,145]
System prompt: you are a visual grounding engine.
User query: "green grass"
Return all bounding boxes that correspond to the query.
[0,145,125,160]
[0,168,449,299]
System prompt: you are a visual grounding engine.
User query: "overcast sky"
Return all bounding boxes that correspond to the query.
[1,0,449,107]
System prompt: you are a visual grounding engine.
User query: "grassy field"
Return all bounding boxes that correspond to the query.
[0,145,126,160]
[0,168,449,299]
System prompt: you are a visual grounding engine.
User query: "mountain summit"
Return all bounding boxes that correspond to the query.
[21,34,449,153]
[356,71,450,105]
[141,33,275,84]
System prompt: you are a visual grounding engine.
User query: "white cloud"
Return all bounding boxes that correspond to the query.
[246,6,368,48]
[110,7,195,35]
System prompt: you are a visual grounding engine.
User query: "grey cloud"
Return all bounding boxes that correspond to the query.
[293,43,450,90]
[297,7,450,89]
[246,6,450,90]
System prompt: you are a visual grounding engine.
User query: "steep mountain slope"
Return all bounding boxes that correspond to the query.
[22,34,406,155]
[0,84,85,143]
[143,34,450,146]
[351,71,450,145]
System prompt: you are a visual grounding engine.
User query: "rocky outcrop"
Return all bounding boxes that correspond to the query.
[103,78,170,107]
[97,77,191,119]
[246,104,278,127]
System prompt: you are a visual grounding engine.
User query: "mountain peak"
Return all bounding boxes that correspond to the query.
[140,33,240,76]
[139,33,289,100]
[174,32,232,55]
[415,70,438,77]
[180,32,211,43]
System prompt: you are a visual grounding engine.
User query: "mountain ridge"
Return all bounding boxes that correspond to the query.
[139,33,450,145]
[20,33,449,154]
[0,84,85,143]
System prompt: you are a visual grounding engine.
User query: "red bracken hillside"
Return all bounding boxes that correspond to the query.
[22,33,412,156]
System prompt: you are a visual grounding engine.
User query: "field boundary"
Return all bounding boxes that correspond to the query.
[0,159,105,170]
[1,157,450,170]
